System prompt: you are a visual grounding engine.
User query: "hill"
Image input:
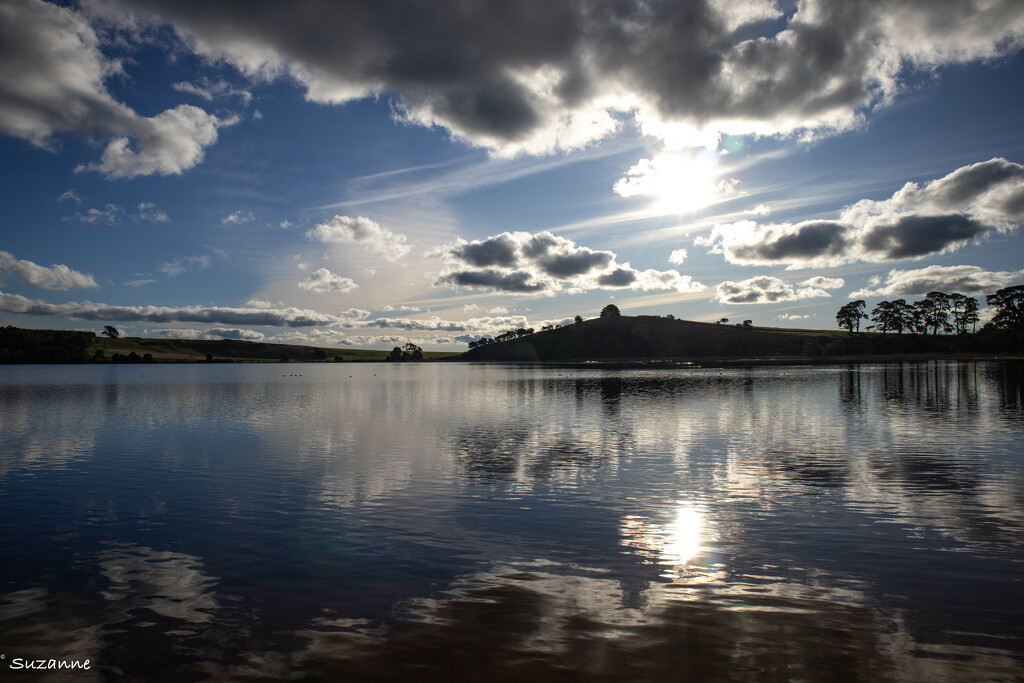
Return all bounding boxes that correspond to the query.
[0,326,457,363]
[455,315,1016,362]
[91,337,457,362]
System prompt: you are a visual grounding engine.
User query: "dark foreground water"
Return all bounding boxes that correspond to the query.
[0,361,1022,681]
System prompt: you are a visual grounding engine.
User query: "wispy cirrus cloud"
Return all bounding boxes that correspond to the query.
[159,255,210,277]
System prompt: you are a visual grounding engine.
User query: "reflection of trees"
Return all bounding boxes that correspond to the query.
[985,361,1024,415]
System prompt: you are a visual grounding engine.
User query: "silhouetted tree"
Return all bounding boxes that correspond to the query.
[914,292,952,335]
[102,325,119,339]
[871,299,918,334]
[574,315,583,324]
[388,346,403,361]
[836,300,867,332]
[947,293,979,334]
[600,304,621,318]
[742,320,752,328]
[987,285,1024,330]
[403,342,423,360]
[962,296,980,333]
[717,318,729,325]
[313,347,328,360]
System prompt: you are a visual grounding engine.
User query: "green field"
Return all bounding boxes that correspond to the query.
[89,336,458,362]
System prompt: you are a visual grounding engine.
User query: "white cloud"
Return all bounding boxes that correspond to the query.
[297,268,358,294]
[715,276,834,305]
[850,265,1024,297]
[159,255,211,277]
[0,0,229,178]
[0,290,369,327]
[668,249,688,265]
[0,250,98,290]
[279,220,292,229]
[698,159,1024,269]
[778,313,815,320]
[307,215,411,261]
[75,204,124,224]
[77,105,230,179]
[380,304,423,312]
[124,278,156,287]
[799,276,845,290]
[462,303,480,314]
[222,210,255,225]
[57,189,82,204]
[135,202,169,222]
[143,327,265,341]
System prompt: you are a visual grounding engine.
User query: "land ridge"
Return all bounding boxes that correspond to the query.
[1,316,1020,364]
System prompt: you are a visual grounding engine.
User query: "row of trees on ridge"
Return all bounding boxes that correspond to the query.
[836,285,1024,334]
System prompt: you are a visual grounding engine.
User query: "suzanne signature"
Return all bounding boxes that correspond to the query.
[2,654,91,670]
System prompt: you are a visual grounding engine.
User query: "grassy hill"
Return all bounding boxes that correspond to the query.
[455,315,1012,362]
[90,337,457,362]
[0,326,458,363]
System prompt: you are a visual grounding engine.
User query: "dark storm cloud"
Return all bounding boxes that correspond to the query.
[455,234,520,269]
[859,214,988,260]
[437,269,549,294]
[700,158,1024,268]
[82,0,1024,153]
[537,250,615,279]
[725,221,850,264]
[434,230,701,294]
[597,269,638,288]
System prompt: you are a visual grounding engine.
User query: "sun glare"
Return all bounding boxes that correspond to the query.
[620,503,705,569]
[615,151,723,215]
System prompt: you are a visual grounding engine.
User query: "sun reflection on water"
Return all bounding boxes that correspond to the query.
[620,503,705,572]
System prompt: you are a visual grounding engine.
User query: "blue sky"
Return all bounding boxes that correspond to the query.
[2,0,1023,349]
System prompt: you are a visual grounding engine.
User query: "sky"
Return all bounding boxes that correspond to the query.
[1,0,1024,350]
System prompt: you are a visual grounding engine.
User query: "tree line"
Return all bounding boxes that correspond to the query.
[836,285,1024,335]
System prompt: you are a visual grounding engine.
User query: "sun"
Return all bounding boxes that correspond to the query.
[614,151,724,214]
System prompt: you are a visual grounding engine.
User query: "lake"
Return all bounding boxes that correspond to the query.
[1,361,1022,681]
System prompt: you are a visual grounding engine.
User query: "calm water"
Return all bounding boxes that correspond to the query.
[1,361,1022,681]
